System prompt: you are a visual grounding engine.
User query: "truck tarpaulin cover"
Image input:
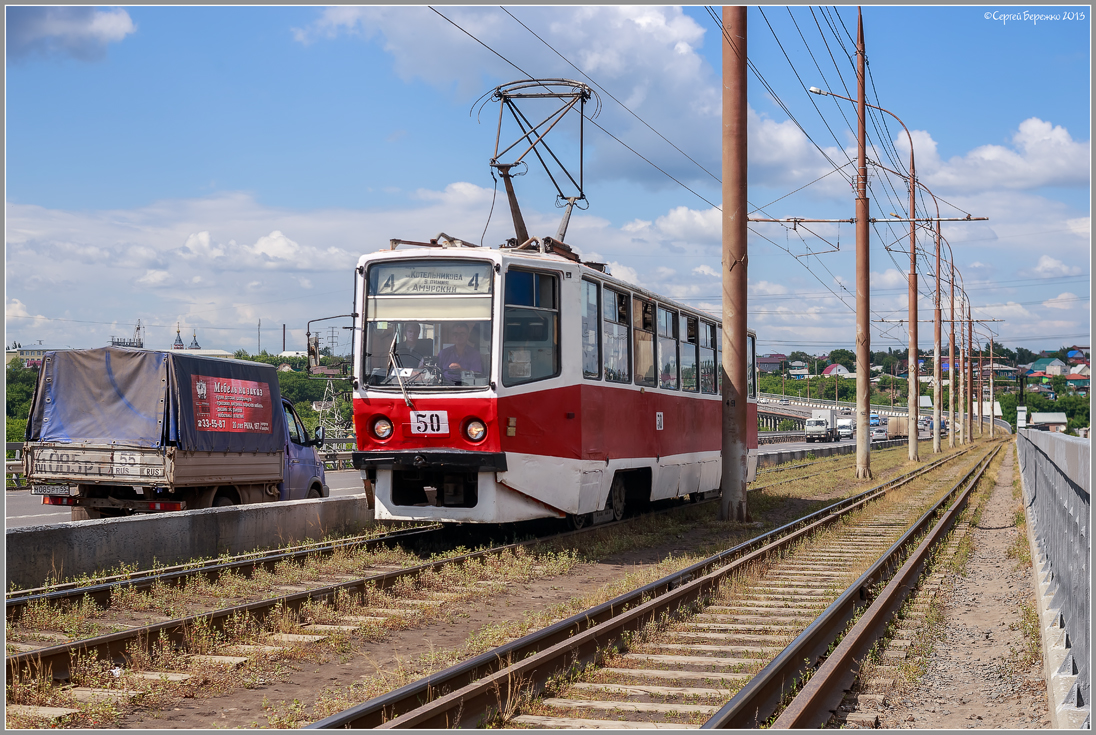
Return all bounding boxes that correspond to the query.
[27,348,170,447]
[27,348,286,454]
[168,353,286,453]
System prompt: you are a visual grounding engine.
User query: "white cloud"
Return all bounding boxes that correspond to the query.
[249,231,301,261]
[6,7,136,62]
[1026,255,1082,279]
[654,206,721,243]
[870,269,908,289]
[922,118,1089,191]
[180,231,224,260]
[1066,217,1090,237]
[290,7,847,194]
[136,270,170,287]
[1043,292,1081,310]
[750,280,788,296]
[693,264,719,278]
[607,262,640,285]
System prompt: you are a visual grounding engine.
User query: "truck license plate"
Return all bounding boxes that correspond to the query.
[409,411,449,435]
[31,484,72,496]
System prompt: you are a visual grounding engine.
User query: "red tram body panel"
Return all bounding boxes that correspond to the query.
[349,243,758,524]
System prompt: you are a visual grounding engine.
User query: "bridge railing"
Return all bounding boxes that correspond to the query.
[757,392,907,416]
[1017,429,1089,724]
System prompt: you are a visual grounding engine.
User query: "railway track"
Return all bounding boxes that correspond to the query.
[5,486,742,696]
[306,442,1000,729]
[6,524,442,618]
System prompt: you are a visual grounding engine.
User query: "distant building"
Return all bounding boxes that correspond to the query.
[11,346,68,369]
[1029,412,1068,432]
[758,354,787,373]
[1030,357,1068,376]
[821,364,850,376]
[279,350,308,358]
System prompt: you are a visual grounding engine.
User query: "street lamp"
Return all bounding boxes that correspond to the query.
[810,86,920,462]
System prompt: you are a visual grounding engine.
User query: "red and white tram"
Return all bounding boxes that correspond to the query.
[344,236,758,526]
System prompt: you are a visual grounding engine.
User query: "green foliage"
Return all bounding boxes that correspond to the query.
[7,417,27,457]
[1016,347,1038,365]
[5,359,38,419]
[828,348,856,371]
[777,419,797,431]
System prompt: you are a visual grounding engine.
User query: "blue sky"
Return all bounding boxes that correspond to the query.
[5,6,1091,358]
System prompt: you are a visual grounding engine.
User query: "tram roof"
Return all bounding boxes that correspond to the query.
[359,241,752,336]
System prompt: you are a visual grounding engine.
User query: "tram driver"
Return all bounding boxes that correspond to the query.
[437,321,483,383]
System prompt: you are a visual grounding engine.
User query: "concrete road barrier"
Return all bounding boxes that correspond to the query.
[756,438,906,469]
[6,496,379,590]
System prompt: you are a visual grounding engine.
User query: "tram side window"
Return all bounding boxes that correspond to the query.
[581,279,600,379]
[716,326,722,392]
[603,288,631,383]
[681,315,698,393]
[657,306,679,390]
[699,322,716,394]
[633,297,656,387]
[747,332,757,398]
[503,269,560,386]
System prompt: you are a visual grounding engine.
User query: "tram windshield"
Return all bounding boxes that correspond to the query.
[363,259,494,388]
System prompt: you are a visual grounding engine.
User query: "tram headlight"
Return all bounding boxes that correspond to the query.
[464,419,487,442]
[372,416,394,440]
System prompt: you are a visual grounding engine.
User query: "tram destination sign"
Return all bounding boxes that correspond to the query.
[370,261,493,296]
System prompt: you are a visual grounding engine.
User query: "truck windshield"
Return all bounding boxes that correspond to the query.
[363,259,494,388]
[807,420,824,426]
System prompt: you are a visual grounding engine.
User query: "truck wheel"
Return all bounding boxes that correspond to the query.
[71,507,102,521]
[213,495,236,507]
[307,486,322,500]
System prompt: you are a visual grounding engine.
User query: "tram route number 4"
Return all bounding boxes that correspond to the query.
[411,411,450,435]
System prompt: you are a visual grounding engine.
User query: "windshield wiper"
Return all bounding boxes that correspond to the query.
[387,333,414,408]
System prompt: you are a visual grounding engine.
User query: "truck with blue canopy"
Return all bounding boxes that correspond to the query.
[22,347,328,520]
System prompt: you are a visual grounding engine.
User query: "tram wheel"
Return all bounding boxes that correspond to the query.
[568,512,591,531]
[609,475,626,522]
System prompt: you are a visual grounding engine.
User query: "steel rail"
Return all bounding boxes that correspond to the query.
[771,442,1004,728]
[4,490,725,682]
[5,524,441,615]
[307,448,970,728]
[701,441,1003,729]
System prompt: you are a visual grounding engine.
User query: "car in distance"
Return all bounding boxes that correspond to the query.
[870,426,888,442]
[778,398,789,405]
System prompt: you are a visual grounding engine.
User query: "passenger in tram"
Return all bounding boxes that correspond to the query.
[394,322,432,367]
[437,321,484,382]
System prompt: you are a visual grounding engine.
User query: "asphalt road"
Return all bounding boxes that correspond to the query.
[4,469,369,529]
[6,433,936,528]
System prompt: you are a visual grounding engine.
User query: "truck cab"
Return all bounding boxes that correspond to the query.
[280,400,329,501]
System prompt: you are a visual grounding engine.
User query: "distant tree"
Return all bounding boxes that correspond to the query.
[233,349,250,360]
[1016,347,1038,365]
[777,419,797,431]
[829,348,856,372]
[5,360,38,419]
[1050,375,1068,397]
[994,345,1016,364]
[1051,345,1072,362]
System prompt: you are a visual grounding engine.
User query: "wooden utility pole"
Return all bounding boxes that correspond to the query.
[989,337,995,437]
[948,263,956,448]
[854,9,872,479]
[933,220,942,453]
[967,303,974,442]
[720,5,748,522]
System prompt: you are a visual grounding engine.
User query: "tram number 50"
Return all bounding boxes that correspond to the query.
[410,411,450,435]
